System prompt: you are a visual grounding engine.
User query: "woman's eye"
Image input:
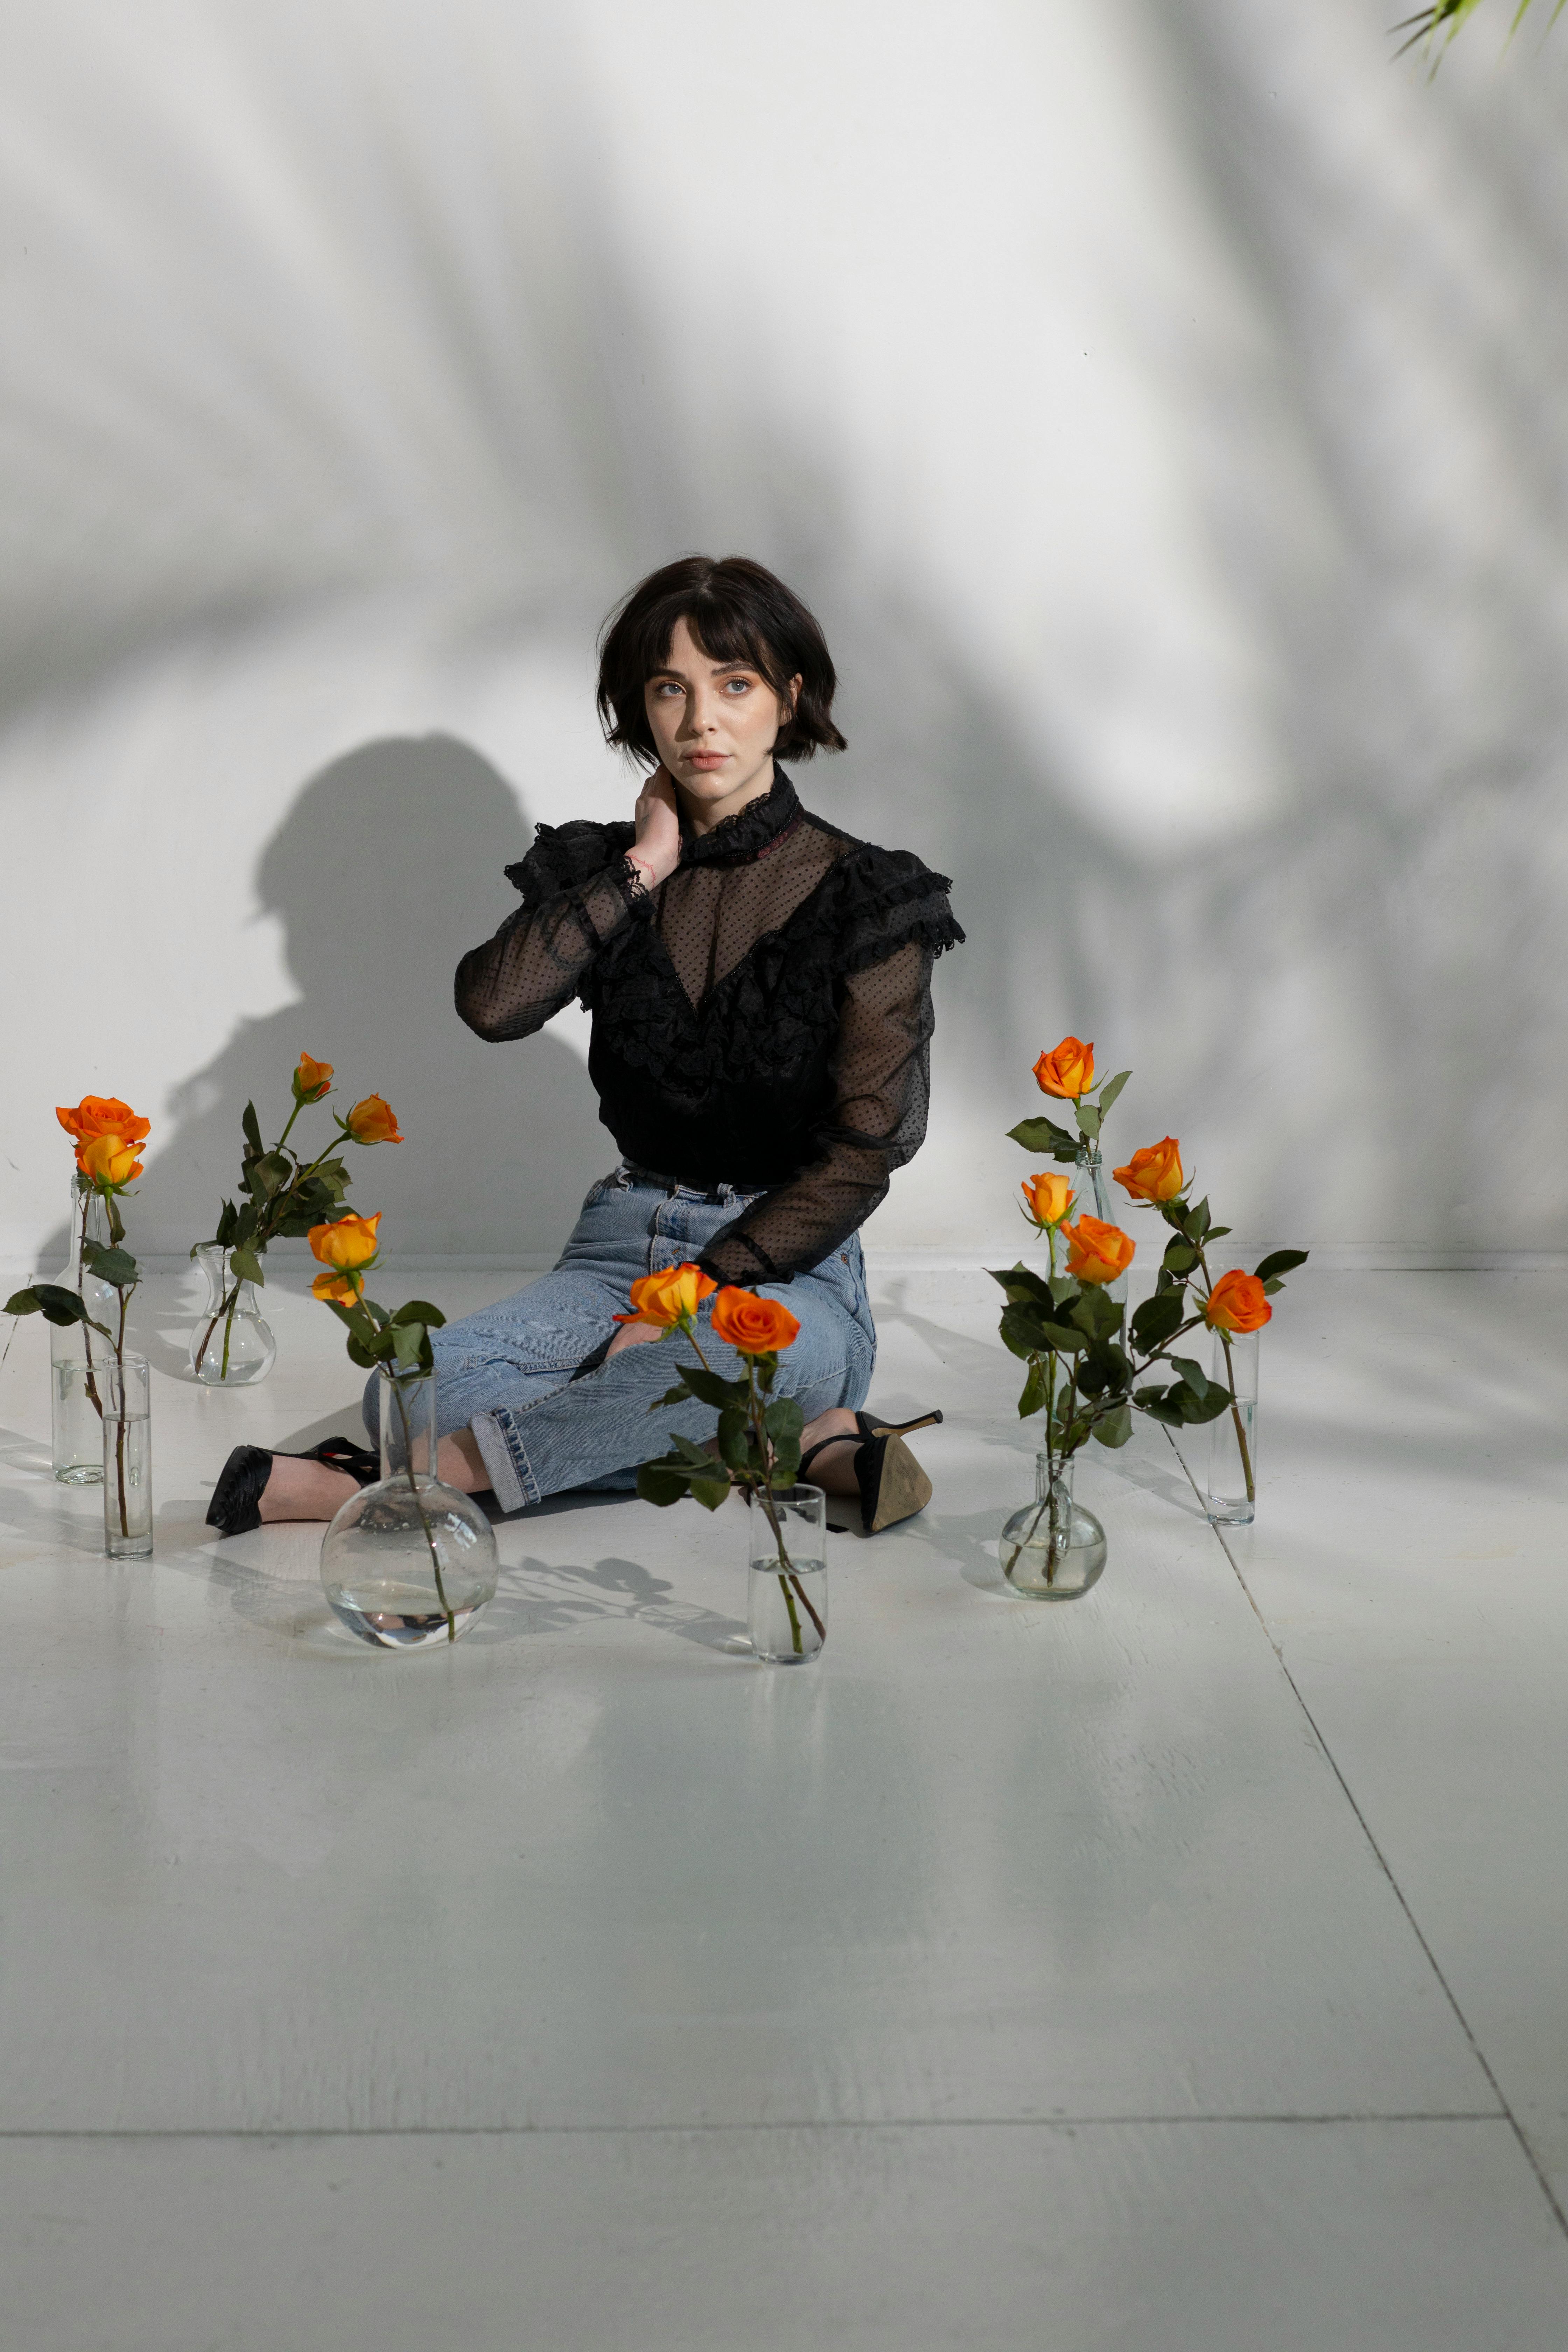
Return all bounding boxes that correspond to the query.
[651,681,682,698]
[724,677,752,694]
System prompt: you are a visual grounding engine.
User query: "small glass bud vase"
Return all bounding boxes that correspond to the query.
[747,1485,828,1664]
[1206,1328,1259,1525]
[1000,1452,1107,1600]
[1073,1148,1128,1307]
[320,1367,498,1650]
[188,1242,276,1385]
[103,1355,154,1559]
[51,1176,114,1484]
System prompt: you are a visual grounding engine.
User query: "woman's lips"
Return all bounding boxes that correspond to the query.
[684,752,729,768]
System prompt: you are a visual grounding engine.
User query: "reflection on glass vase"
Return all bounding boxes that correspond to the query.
[1073,1148,1128,1307]
[103,1354,154,1559]
[51,1175,114,1484]
[1206,1328,1259,1525]
[747,1484,829,1664]
[320,1367,498,1650]
[1000,1451,1107,1600]
[188,1242,276,1385]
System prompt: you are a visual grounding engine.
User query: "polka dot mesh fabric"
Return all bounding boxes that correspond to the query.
[455,769,962,1282]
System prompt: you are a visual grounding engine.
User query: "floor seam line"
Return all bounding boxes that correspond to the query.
[0,2113,1512,2141]
[1168,1433,1568,2241]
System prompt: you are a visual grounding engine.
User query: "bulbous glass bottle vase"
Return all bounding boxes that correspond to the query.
[320,1367,498,1650]
[999,1452,1107,1600]
[188,1242,276,1385]
[51,1176,114,1483]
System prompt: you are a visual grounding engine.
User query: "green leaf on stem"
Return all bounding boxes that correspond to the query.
[688,1476,732,1513]
[716,1407,750,1471]
[1130,1289,1186,1351]
[390,1300,446,1329]
[675,1362,746,1412]
[1092,1399,1133,1449]
[229,1246,265,1287]
[1096,1069,1131,1118]
[1074,1100,1101,1140]
[650,1381,695,1412]
[1017,1357,1050,1419]
[241,1101,263,1158]
[987,1263,1055,1307]
[1254,1247,1309,1283]
[7,1283,92,1326]
[636,1462,689,1508]
[1179,1382,1233,1426]
[250,1151,293,1198]
[345,1333,379,1371]
[1006,1115,1079,1161]
[670,1431,714,1467]
[1169,1355,1209,1401]
[1163,1239,1198,1275]
[1068,1288,1122,1345]
[1188,1197,1212,1242]
[83,1243,139,1289]
[390,1320,426,1370]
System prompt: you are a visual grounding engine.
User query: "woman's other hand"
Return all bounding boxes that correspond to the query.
[606,1318,667,1359]
[629,765,682,888]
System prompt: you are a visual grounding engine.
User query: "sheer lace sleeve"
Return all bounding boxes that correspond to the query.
[698,941,937,1284]
[454,819,644,1042]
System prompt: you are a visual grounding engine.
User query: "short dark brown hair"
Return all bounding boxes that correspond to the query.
[596,555,847,765]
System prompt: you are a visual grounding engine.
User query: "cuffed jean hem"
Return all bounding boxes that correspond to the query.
[470,1407,539,1516]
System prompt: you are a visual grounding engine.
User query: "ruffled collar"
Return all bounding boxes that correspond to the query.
[678,766,800,868]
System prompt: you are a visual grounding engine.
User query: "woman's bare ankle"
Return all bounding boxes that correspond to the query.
[258,1457,360,1524]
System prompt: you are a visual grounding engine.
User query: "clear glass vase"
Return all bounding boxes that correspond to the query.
[103,1355,153,1559]
[188,1241,276,1385]
[320,1368,499,1650]
[1206,1328,1259,1525]
[999,1451,1107,1600]
[1073,1148,1129,1307]
[747,1485,828,1664]
[50,1176,114,1484]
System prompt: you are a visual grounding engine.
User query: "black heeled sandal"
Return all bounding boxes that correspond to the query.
[798,1410,943,1536]
[205,1436,380,1538]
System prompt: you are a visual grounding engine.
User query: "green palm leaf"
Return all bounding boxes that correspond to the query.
[1393,0,1566,63]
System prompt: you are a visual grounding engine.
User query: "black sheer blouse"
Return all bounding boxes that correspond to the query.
[454,769,964,1284]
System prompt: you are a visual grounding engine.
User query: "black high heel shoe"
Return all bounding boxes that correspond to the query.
[798,1410,943,1536]
[205,1436,380,1538]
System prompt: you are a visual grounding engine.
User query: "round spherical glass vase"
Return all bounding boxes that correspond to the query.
[188,1242,276,1386]
[999,1452,1106,1601]
[320,1367,498,1650]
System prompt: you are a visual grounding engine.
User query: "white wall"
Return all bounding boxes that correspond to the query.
[4,0,1567,1272]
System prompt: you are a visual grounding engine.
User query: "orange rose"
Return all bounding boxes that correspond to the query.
[77,1133,144,1187]
[710,1287,802,1356]
[56,1095,151,1147]
[308,1211,382,1272]
[613,1263,718,1330]
[311,1269,362,1306]
[343,1094,403,1145]
[1062,1214,1135,1286]
[1032,1036,1094,1100]
[1021,1171,1075,1228]
[1204,1270,1272,1334]
[1114,1137,1184,1205]
[294,1053,334,1102]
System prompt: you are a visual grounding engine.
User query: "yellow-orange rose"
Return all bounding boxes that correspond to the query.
[295,1053,334,1102]
[1204,1270,1272,1334]
[311,1269,362,1306]
[1063,1214,1136,1286]
[1114,1137,1184,1205]
[56,1095,151,1146]
[613,1263,717,1330]
[76,1133,144,1187]
[1032,1036,1094,1100]
[1021,1171,1075,1228]
[308,1211,382,1272]
[343,1094,403,1145]
[710,1287,802,1356]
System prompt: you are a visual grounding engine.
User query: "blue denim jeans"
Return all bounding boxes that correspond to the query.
[363,1167,877,1512]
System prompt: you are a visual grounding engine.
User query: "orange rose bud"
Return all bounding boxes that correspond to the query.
[1021,1171,1075,1228]
[613,1263,718,1330]
[308,1210,382,1272]
[1032,1036,1094,1100]
[56,1096,152,1147]
[1063,1214,1136,1286]
[1203,1270,1272,1335]
[343,1094,403,1145]
[709,1287,802,1356]
[77,1133,144,1187]
[294,1053,334,1102]
[311,1269,362,1306]
[1114,1137,1184,1204]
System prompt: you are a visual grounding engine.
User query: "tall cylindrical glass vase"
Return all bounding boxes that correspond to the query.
[51,1176,113,1484]
[103,1355,153,1558]
[1206,1329,1260,1525]
[1073,1149,1129,1307]
[747,1485,828,1664]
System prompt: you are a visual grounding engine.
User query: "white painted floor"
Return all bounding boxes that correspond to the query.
[1,1261,1565,2350]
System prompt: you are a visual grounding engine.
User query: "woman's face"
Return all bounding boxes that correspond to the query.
[643,615,800,818]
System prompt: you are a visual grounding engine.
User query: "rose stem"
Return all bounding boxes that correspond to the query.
[113,1289,130,1539]
[1196,1246,1255,1503]
[78,1187,105,1420]
[394,1378,454,1641]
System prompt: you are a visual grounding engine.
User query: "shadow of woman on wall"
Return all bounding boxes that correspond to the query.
[129,733,608,1269]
